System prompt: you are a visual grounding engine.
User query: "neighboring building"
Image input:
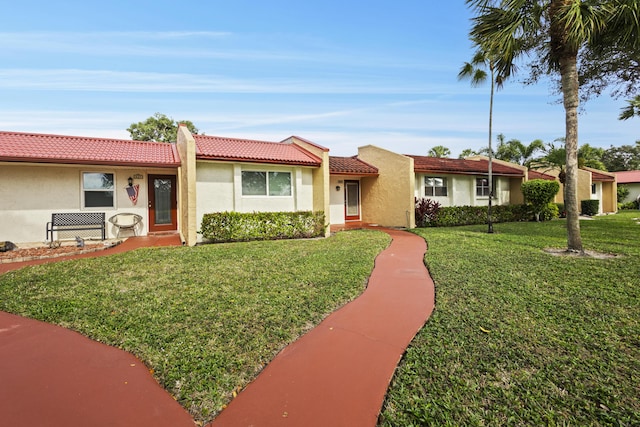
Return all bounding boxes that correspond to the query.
[583,167,617,214]
[614,170,640,203]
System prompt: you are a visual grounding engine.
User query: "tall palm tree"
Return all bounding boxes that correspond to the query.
[466,0,640,253]
[459,50,507,233]
[428,145,452,158]
[619,95,640,120]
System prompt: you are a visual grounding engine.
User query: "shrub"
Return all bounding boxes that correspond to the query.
[555,203,565,218]
[521,179,561,222]
[200,211,326,242]
[415,198,441,227]
[618,200,639,210]
[540,202,560,221]
[581,200,599,216]
[426,204,532,227]
[617,185,630,203]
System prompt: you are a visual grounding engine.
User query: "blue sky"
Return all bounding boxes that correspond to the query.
[1,0,637,157]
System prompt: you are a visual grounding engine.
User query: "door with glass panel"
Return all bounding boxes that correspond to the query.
[147,175,177,232]
[344,180,360,220]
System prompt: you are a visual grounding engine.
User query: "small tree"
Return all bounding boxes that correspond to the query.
[127,113,199,143]
[521,179,560,222]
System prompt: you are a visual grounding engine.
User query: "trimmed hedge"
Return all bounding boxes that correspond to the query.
[200,211,326,243]
[417,203,559,227]
[581,200,599,216]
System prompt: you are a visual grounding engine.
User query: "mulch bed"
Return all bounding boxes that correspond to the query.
[0,243,115,263]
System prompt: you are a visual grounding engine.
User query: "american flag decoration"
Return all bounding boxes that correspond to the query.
[126,184,140,205]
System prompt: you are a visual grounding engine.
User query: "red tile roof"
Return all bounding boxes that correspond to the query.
[528,169,556,180]
[614,170,640,184]
[194,135,322,166]
[329,156,378,175]
[0,131,180,167]
[408,155,524,177]
[584,168,615,182]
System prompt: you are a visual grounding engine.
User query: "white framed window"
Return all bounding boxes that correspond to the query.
[425,176,447,197]
[242,171,292,196]
[591,183,597,195]
[82,172,115,208]
[476,177,496,197]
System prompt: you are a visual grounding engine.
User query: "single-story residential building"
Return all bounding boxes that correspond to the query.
[0,128,619,244]
[614,170,640,203]
[0,131,181,244]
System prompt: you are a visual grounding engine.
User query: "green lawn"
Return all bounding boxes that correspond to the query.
[0,230,390,423]
[379,211,640,426]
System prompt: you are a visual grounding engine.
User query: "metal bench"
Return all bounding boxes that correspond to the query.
[46,212,106,243]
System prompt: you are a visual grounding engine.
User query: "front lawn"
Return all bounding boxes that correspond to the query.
[0,230,390,424]
[379,211,640,426]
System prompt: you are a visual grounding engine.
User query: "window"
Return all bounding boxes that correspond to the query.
[242,171,292,196]
[476,177,496,197]
[425,176,447,197]
[591,183,597,195]
[82,172,114,208]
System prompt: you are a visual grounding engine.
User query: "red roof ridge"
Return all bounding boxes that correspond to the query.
[286,135,330,152]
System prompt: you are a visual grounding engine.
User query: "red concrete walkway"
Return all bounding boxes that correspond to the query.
[210,228,435,426]
[0,229,435,427]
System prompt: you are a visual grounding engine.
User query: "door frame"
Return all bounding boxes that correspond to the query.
[344,180,361,221]
[147,174,178,233]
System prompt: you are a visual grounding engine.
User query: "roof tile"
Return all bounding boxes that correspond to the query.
[0,131,180,167]
[329,156,378,175]
[614,170,640,184]
[408,155,524,176]
[194,135,321,166]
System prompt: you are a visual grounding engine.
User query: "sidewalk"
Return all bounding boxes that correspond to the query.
[0,228,435,426]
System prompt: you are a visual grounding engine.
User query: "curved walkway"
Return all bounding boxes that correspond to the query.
[0,229,435,427]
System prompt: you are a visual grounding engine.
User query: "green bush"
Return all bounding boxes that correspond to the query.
[581,199,599,216]
[619,200,639,210]
[200,211,326,242]
[521,179,560,221]
[555,203,565,218]
[540,202,560,221]
[427,204,529,227]
[617,184,630,203]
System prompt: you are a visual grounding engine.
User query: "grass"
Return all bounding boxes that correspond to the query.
[0,230,390,424]
[379,211,640,426]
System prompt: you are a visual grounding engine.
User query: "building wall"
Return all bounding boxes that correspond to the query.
[176,126,197,246]
[621,183,640,203]
[357,145,415,228]
[414,174,512,207]
[195,161,315,240]
[286,137,330,235]
[0,162,174,243]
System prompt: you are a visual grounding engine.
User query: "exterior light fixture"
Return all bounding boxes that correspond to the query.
[336,185,341,192]
[128,177,133,187]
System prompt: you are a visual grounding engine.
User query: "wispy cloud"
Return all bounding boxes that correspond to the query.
[0,68,466,95]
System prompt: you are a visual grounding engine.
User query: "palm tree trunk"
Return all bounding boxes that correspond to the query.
[487,66,494,234]
[559,55,583,252]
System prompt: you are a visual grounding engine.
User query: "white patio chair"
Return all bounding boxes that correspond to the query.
[108,213,143,238]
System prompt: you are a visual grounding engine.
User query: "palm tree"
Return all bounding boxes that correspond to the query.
[466,0,640,253]
[619,95,640,120]
[459,49,507,234]
[495,136,545,166]
[428,145,452,158]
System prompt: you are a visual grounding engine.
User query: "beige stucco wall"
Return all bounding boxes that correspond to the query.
[357,145,415,228]
[0,162,174,243]
[176,126,197,246]
[287,137,330,235]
